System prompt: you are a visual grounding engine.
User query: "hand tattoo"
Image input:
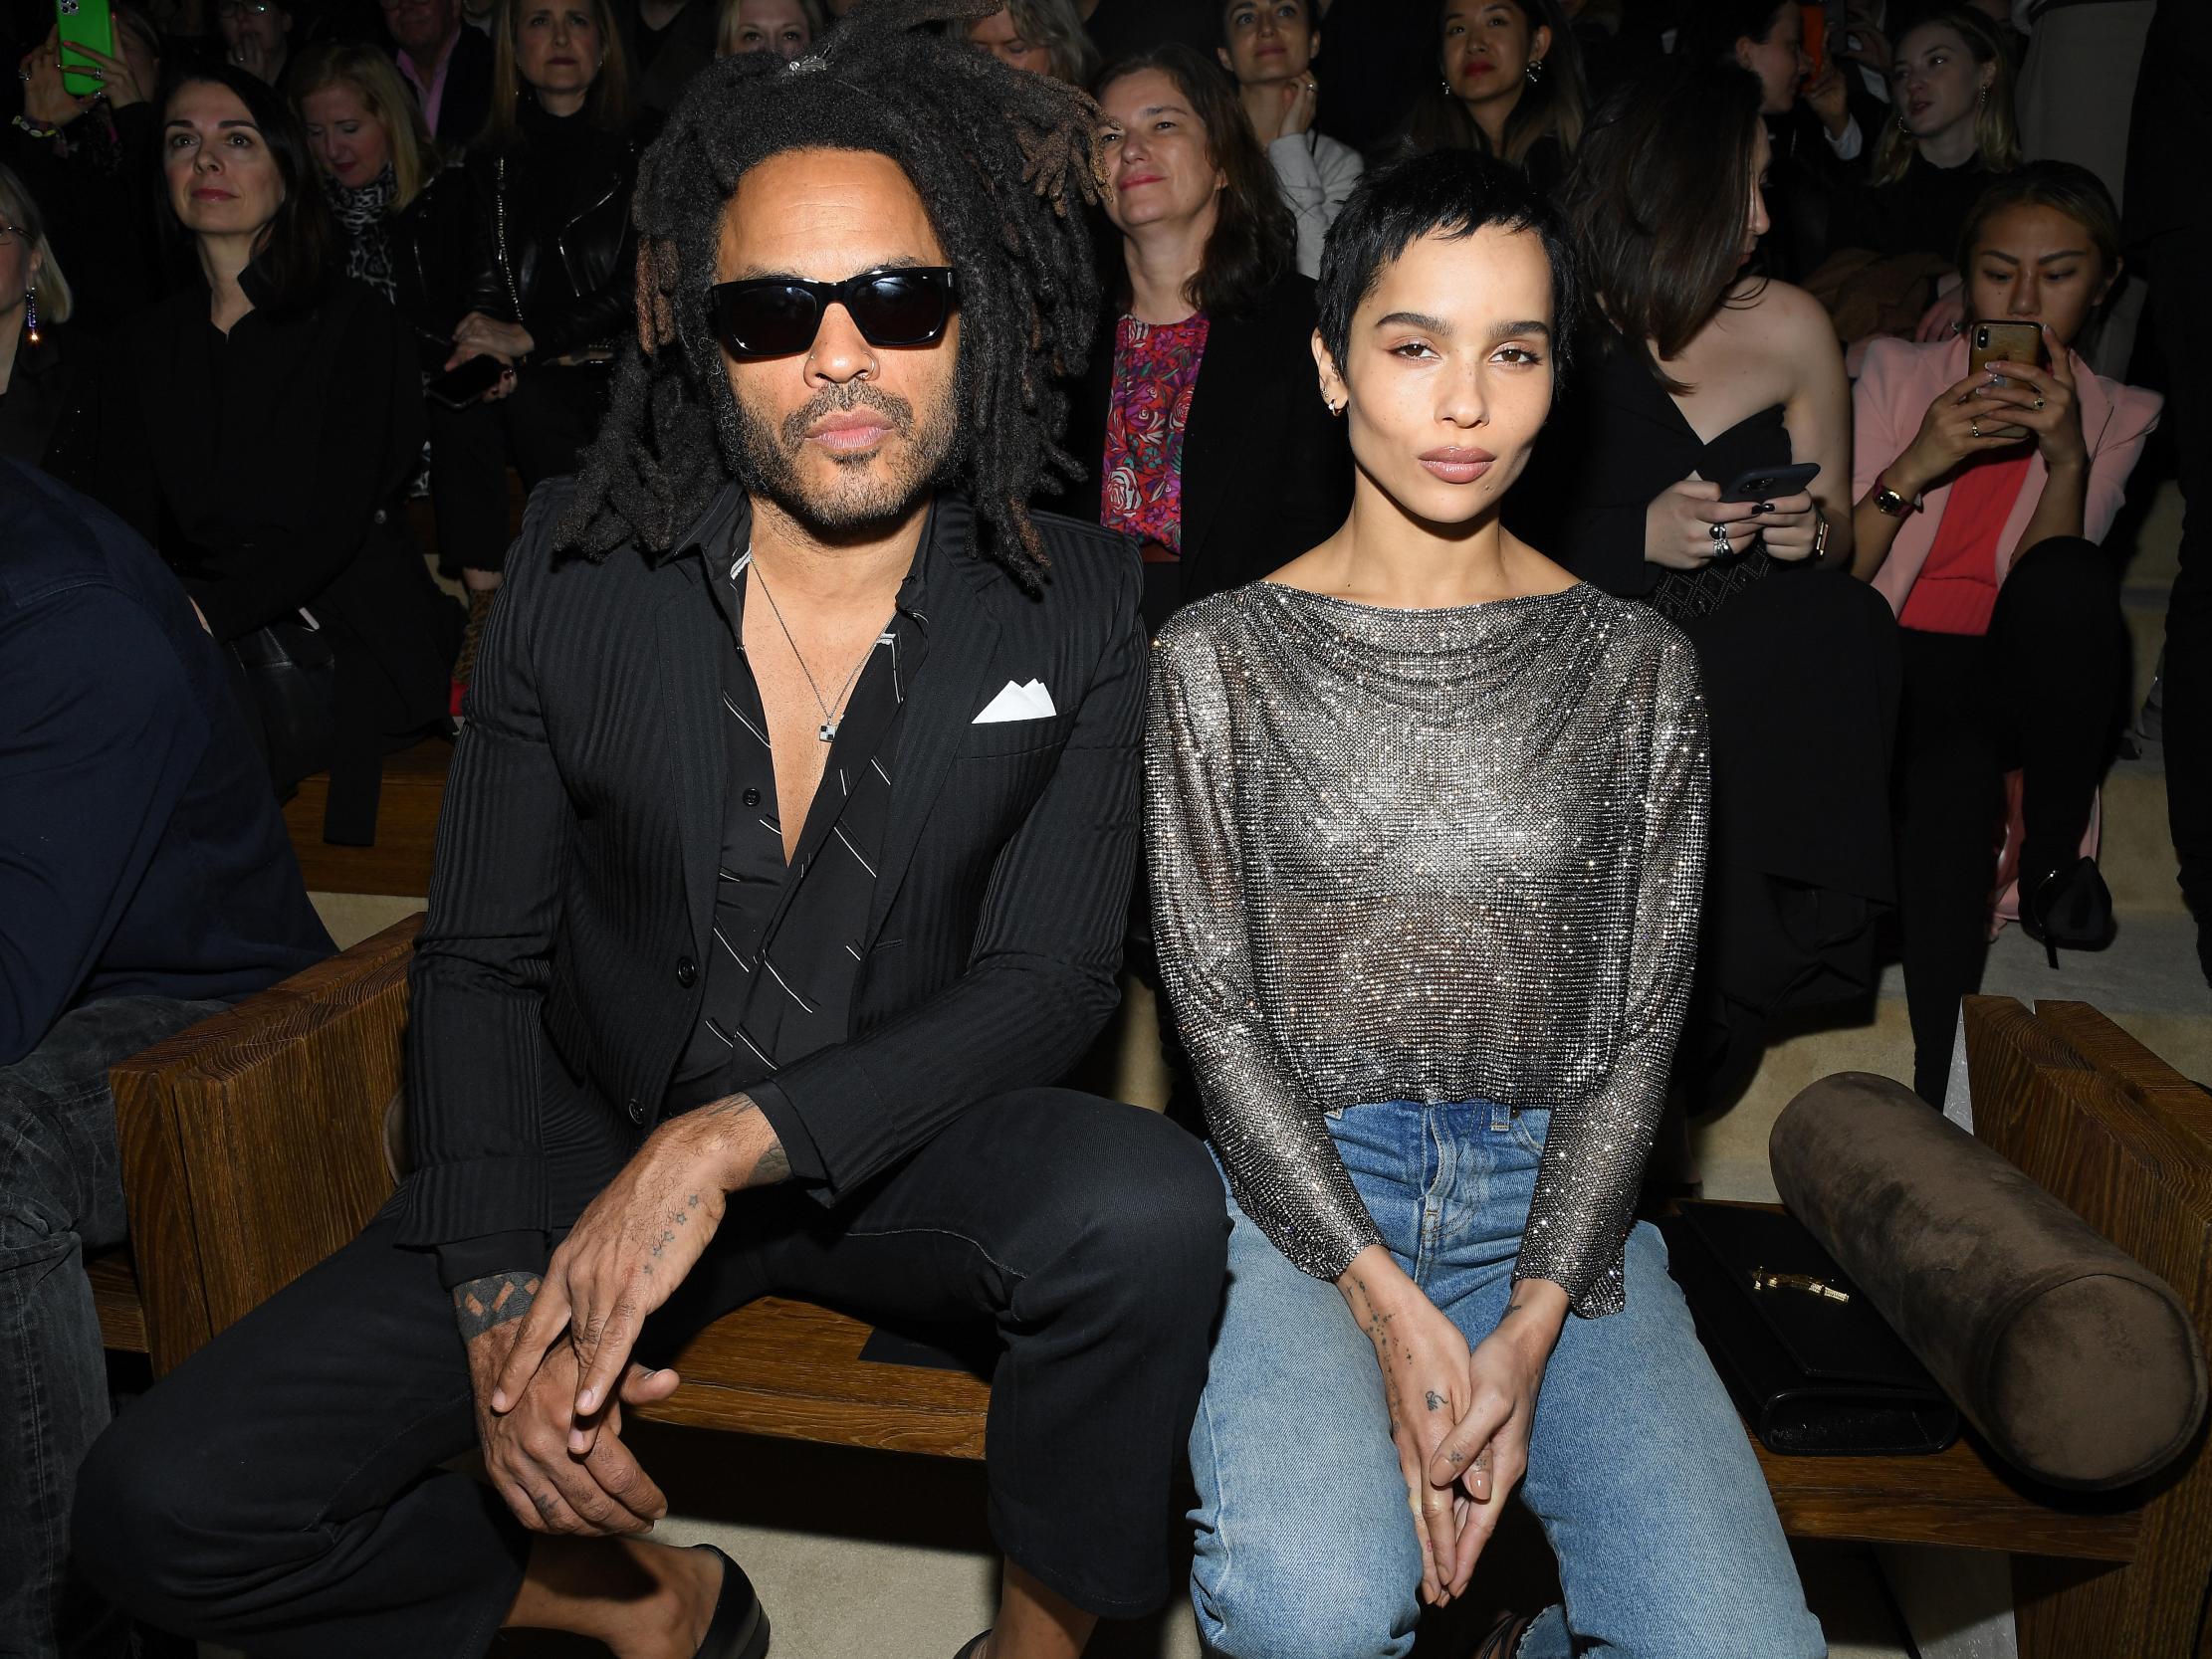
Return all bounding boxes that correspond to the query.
[1425,1390,1446,1412]
[453,1270,542,1341]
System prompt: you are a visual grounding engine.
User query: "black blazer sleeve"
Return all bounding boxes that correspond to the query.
[754,550,1149,1203]
[392,484,573,1280]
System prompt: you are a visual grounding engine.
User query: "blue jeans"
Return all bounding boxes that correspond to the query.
[1189,1101,1826,1659]
[1,994,229,1659]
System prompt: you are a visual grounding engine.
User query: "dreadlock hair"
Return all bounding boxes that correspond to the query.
[555,0,1105,592]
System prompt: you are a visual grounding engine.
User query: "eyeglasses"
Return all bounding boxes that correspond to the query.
[706,267,960,359]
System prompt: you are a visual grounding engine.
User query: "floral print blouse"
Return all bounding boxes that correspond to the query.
[1100,311,1211,553]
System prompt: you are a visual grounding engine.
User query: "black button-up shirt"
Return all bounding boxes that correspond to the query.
[665,519,933,1183]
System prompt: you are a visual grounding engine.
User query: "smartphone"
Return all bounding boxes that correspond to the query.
[1722,460,1821,503]
[56,0,114,99]
[1801,3,1827,78]
[1968,319,2045,384]
[424,354,505,409]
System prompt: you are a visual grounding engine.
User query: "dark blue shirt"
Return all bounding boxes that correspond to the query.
[0,458,333,1065]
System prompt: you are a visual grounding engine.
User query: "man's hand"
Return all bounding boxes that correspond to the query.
[456,1270,680,1536]
[491,1095,788,1441]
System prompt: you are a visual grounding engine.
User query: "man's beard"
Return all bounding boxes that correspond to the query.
[726,374,963,535]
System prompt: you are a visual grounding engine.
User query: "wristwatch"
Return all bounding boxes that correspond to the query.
[1872,476,1921,518]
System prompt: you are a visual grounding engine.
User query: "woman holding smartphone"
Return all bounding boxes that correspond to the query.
[1518,56,1898,1130]
[1149,148,1822,1659]
[1852,162,2160,1103]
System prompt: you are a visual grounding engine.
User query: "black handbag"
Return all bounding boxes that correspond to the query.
[1659,1201,1960,1457]
[226,617,337,797]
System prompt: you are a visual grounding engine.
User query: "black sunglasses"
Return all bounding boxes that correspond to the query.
[706,267,962,359]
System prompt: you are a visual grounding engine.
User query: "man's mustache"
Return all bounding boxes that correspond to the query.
[779,383,915,447]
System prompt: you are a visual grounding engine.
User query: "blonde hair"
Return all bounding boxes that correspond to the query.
[0,163,73,326]
[287,42,441,210]
[1873,9,2022,187]
[716,0,825,58]
[484,0,633,145]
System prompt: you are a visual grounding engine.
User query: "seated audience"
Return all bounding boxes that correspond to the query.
[1385,0,1585,196]
[1826,6,2022,347]
[717,0,822,59]
[0,165,77,467]
[4,12,166,333]
[1673,0,1866,280]
[615,0,719,114]
[1065,43,1351,630]
[0,455,332,1659]
[385,0,498,148]
[963,0,1096,84]
[1148,147,1824,1659]
[1218,0,1363,278]
[431,0,638,689]
[217,0,293,83]
[1518,57,1898,1116]
[1851,162,2159,1103]
[62,66,461,840]
[293,42,474,366]
[74,19,1224,1659]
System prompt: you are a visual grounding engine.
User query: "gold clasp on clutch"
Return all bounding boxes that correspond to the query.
[1751,1267,1852,1304]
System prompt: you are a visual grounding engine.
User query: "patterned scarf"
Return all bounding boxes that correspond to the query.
[325,166,398,301]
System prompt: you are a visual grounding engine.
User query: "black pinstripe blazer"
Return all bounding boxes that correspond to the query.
[392,481,1147,1264]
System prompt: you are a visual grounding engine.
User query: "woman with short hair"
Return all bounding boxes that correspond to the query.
[1063,43,1351,630]
[1150,147,1822,1659]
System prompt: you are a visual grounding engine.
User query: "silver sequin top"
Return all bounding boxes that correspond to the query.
[1146,580,1708,1318]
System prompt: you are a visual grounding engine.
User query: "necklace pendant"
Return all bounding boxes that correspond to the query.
[818,721,837,743]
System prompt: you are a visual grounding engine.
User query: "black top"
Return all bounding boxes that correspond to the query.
[0,458,332,1066]
[1060,270,1352,628]
[1826,148,2004,266]
[667,518,935,1149]
[1514,330,1790,598]
[393,482,1147,1287]
[0,329,81,470]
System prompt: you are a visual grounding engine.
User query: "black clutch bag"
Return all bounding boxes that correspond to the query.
[1659,1201,1960,1457]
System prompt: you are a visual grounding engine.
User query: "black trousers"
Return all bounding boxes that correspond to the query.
[1894,536,2126,1103]
[72,1090,1226,1657]
[427,365,610,577]
[2142,221,2212,984]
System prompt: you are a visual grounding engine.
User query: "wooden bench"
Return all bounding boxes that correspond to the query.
[97,936,2210,1652]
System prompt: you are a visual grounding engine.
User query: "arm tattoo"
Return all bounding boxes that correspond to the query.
[453,1270,543,1341]
[701,1093,792,1188]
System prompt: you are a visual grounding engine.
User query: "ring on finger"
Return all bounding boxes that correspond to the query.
[1970,419,1982,439]
[2033,395,2046,410]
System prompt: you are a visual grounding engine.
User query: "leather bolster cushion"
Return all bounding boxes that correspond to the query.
[1770,1072,2207,1490]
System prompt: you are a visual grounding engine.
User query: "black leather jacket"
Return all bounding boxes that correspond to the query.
[390,165,476,370]
[459,104,641,363]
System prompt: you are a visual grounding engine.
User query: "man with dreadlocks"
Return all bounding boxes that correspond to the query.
[72,9,1228,1659]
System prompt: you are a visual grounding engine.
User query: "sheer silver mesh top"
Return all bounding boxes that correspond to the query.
[1145,580,1708,1318]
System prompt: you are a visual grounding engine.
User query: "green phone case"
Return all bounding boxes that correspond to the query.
[57,0,115,100]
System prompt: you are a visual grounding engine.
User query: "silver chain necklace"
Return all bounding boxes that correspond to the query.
[750,559,878,743]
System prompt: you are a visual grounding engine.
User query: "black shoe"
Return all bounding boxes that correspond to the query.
[692,1545,770,1659]
[2021,856,2116,969]
[953,1633,990,1659]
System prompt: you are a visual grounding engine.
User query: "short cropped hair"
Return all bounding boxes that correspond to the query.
[1315,148,1584,394]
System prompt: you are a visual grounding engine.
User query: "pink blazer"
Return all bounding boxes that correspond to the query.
[1852,335,2162,615]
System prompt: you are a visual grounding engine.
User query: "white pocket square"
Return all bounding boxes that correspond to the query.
[973,679,1057,724]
